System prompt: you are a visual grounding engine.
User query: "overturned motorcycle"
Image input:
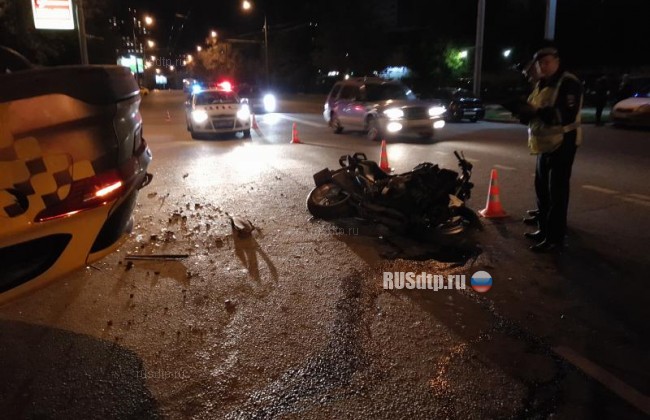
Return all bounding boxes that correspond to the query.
[306,151,481,240]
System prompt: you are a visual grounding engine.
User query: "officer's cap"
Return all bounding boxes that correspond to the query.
[533,47,559,61]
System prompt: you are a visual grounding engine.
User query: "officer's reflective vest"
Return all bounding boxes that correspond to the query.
[527,72,583,154]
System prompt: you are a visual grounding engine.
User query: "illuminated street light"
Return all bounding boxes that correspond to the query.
[144,15,153,26]
[147,39,155,48]
[169,65,175,71]
[187,54,193,62]
[242,0,252,11]
[503,49,512,58]
[210,30,217,38]
[196,45,202,52]
[459,50,468,59]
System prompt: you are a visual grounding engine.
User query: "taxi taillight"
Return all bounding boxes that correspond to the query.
[35,170,124,222]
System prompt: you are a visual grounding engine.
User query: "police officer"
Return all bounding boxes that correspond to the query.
[518,47,583,252]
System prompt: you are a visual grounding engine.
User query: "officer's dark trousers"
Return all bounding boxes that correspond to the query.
[535,132,578,244]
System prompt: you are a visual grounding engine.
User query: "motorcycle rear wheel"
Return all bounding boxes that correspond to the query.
[307,184,354,220]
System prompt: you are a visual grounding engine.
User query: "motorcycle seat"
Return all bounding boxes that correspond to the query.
[357,160,390,182]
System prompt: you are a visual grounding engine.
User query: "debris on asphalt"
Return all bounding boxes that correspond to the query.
[125,261,134,270]
[183,173,189,179]
[147,192,158,198]
[229,215,255,238]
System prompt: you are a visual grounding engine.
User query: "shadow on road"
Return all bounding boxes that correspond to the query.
[0,320,160,419]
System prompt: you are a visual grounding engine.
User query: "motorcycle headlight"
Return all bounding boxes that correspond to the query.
[263,94,277,112]
[383,107,404,119]
[429,106,447,117]
[237,104,251,121]
[191,110,208,123]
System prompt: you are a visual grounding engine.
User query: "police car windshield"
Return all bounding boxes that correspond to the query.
[365,84,415,101]
[195,91,238,105]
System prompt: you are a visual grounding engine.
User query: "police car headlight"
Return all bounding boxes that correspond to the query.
[429,106,446,117]
[383,108,404,119]
[237,105,251,121]
[263,94,276,112]
[191,110,208,123]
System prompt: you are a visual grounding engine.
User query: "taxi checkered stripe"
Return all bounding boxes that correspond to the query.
[1,104,100,219]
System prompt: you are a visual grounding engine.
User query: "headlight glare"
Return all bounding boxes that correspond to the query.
[383,108,404,119]
[237,105,251,121]
[263,94,277,112]
[191,110,208,123]
[429,106,447,117]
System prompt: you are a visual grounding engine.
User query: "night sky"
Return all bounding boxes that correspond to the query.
[122,0,650,70]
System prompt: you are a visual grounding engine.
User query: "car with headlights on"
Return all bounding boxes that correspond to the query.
[236,84,277,113]
[421,87,485,122]
[323,78,446,141]
[185,88,251,139]
[0,61,152,304]
[611,85,650,128]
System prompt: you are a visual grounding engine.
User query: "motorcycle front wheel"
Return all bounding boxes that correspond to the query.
[307,183,354,220]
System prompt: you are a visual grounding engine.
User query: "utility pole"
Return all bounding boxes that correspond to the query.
[545,0,557,40]
[473,0,485,97]
[75,0,89,64]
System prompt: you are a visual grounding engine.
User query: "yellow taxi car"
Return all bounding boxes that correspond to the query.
[0,64,152,304]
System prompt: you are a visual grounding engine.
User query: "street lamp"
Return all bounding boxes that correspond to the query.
[147,39,155,48]
[503,49,512,58]
[196,45,202,52]
[242,1,269,87]
[459,50,468,59]
[210,30,217,38]
[144,15,153,26]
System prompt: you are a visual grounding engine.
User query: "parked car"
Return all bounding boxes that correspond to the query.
[236,84,277,113]
[422,87,485,122]
[611,85,650,128]
[185,88,252,139]
[323,77,446,141]
[0,63,152,303]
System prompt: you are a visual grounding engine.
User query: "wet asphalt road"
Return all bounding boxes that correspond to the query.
[0,90,648,419]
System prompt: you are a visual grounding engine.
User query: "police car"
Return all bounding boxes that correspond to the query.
[185,86,252,139]
[0,63,152,304]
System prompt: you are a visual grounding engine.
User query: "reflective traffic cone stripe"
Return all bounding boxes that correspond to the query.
[479,168,507,218]
[290,122,301,144]
[251,114,259,129]
[379,139,391,172]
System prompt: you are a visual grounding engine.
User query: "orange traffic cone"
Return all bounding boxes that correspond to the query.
[479,169,508,218]
[251,114,259,130]
[379,139,391,173]
[165,110,171,122]
[290,122,301,144]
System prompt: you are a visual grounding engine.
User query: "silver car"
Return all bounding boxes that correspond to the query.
[323,78,446,141]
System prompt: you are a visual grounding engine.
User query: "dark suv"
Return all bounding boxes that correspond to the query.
[323,78,446,141]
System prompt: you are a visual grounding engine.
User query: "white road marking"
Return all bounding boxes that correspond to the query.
[493,164,517,171]
[553,346,650,415]
[434,151,447,156]
[617,196,650,208]
[627,193,650,201]
[278,114,328,128]
[582,185,619,195]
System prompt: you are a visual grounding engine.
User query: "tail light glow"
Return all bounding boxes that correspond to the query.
[35,170,125,222]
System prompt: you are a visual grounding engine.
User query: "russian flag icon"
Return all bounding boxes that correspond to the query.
[471,271,492,293]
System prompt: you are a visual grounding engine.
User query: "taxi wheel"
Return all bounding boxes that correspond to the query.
[242,129,251,138]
